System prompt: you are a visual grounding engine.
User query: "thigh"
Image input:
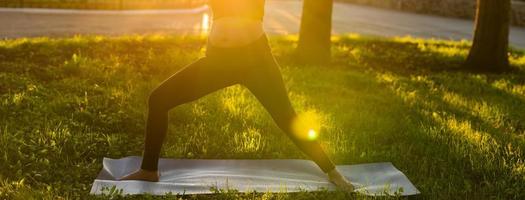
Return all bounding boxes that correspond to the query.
[243,59,296,124]
[151,57,239,110]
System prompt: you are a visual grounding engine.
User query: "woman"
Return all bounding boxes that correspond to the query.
[121,0,354,191]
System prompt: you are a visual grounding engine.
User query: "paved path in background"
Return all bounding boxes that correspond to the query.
[1,0,525,49]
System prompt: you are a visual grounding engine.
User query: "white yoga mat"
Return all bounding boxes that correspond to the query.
[90,156,419,196]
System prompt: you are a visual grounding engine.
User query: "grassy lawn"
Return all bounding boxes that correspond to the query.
[1,34,524,199]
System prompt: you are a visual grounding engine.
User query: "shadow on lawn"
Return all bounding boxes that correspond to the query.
[368,72,525,199]
[330,35,525,75]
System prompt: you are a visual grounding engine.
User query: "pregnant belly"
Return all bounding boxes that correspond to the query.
[208,18,264,48]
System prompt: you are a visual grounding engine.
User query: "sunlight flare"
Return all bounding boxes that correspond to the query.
[292,110,322,141]
[201,13,210,35]
[307,129,318,140]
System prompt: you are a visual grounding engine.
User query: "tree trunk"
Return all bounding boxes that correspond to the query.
[296,0,333,65]
[465,0,511,72]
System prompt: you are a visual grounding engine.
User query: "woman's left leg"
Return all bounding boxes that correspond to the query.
[242,55,336,173]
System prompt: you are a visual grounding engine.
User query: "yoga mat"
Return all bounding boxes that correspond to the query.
[90,156,419,196]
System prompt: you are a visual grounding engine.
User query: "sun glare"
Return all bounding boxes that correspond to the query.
[201,13,210,35]
[308,129,318,140]
[292,110,322,141]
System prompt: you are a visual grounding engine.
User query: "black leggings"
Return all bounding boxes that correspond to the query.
[140,34,336,173]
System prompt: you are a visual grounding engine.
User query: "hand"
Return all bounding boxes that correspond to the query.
[119,169,160,182]
[327,168,354,192]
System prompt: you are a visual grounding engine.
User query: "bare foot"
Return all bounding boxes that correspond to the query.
[119,169,160,182]
[327,168,354,192]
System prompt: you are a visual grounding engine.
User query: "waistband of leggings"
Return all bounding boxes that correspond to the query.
[206,33,269,54]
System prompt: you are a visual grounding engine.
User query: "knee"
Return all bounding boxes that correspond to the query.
[147,86,187,112]
[147,88,167,112]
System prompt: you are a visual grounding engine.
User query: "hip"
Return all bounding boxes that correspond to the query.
[206,32,272,61]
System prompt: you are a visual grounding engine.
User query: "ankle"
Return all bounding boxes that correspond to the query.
[140,168,159,174]
[327,168,340,177]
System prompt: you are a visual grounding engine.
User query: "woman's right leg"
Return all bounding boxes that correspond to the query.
[140,57,238,172]
[242,57,336,174]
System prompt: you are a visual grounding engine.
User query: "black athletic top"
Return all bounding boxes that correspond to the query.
[209,0,265,21]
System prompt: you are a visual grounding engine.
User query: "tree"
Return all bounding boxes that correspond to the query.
[465,0,511,72]
[296,0,334,65]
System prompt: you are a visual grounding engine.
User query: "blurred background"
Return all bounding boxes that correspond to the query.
[0,0,206,10]
[1,0,525,49]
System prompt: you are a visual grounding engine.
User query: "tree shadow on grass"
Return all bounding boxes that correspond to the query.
[329,35,525,75]
[434,74,525,137]
[369,71,525,199]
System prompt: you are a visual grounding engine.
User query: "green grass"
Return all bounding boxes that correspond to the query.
[0,34,524,199]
